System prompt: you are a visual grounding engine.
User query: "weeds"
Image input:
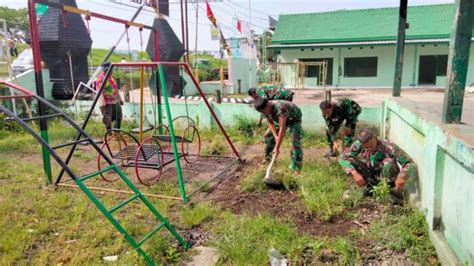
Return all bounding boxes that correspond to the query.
[180,202,218,228]
[366,208,437,262]
[371,180,391,204]
[210,212,312,265]
[298,159,363,221]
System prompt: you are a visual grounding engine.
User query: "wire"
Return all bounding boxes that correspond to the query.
[226,0,277,17]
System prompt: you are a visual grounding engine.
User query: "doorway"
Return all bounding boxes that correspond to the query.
[418,55,448,85]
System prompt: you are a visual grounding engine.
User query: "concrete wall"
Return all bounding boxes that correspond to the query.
[382,99,473,265]
[12,69,53,100]
[73,100,381,132]
[278,43,474,88]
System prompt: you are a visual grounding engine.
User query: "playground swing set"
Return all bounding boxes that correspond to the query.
[0,0,243,265]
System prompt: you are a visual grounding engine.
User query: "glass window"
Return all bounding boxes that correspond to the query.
[344,57,378,77]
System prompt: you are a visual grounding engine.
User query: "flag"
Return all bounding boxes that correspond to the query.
[237,19,242,33]
[206,0,217,28]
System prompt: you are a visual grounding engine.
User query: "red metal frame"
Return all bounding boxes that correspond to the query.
[110,62,242,160]
[0,81,35,97]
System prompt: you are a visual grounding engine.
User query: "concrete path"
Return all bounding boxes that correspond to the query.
[186,246,220,266]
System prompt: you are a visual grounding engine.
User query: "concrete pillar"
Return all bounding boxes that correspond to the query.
[441,0,473,123]
[392,0,408,97]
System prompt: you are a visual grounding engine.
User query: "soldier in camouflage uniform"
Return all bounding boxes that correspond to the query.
[338,129,415,193]
[320,98,362,157]
[249,85,294,127]
[254,98,303,173]
[248,84,294,101]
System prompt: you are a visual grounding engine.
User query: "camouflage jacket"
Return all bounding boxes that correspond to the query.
[257,84,294,101]
[339,138,415,177]
[265,100,302,125]
[325,98,361,138]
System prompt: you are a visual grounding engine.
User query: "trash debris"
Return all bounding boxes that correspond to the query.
[268,248,288,266]
[65,239,77,244]
[103,255,118,262]
[27,229,35,233]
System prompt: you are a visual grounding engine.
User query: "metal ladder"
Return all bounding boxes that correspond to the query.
[0,81,188,265]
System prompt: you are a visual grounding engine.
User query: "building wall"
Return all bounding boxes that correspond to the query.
[278,43,474,88]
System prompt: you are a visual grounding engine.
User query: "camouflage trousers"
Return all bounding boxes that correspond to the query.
[327,119,358,148]
[346,157,400,189]
[264,122,303,170]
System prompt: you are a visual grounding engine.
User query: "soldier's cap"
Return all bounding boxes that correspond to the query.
[248,87,257,96]
[358,128,374,144]
[319,100,333,109]
[254,97,269,112]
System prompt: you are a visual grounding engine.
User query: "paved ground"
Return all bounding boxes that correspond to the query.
[128,88,474,126]
[293,88,474,126]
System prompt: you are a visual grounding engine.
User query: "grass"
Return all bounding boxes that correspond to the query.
[298,159,364,221]
[210,212,313,265]
[180,202,219,229]
[0,113,439,264]
[364,208,437,263]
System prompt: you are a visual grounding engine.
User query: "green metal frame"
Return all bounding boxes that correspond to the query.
[157,64,188,202]
[0,83,189,265]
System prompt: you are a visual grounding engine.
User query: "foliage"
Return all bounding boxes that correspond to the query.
[297,159,363,221]
[180,202,218,228]
[371,180,391,204]
[0,7,28,33]
[210,213,312,265]
[366,208,437,263]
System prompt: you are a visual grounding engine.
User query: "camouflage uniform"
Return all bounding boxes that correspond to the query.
[338,138,415,190]
[264,100,303,171]
[256,84,294,101]
[324,98,361,147]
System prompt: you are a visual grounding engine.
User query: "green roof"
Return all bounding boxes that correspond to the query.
[272,4,460,44]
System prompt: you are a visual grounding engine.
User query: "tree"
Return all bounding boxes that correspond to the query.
[0,7,28,34]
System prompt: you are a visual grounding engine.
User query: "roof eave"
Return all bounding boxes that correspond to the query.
[267,38,474,49]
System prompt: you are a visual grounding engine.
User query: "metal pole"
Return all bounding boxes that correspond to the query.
[153,29,162,133]
[248,0,252,88]
[84,3,145,89]
[194,0,199,67]
[441,0,473,123]
[28,0,53,185]
[180,0,186,59]
[157,64,188,202]
[392,0,408,97]
[185,0,189,63]
[1,19,17,115]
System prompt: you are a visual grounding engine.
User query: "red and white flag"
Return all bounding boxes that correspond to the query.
[236,18,242,33]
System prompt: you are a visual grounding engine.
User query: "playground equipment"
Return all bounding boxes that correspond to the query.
[0,80,188,265]
[57,61,242,202]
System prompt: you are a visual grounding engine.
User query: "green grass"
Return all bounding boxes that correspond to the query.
[210,212,312,265]
[364,208,437,263]
[180,202,219,229]
[0,111,439,264]
[298,159,364,221]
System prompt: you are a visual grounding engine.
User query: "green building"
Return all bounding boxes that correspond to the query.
[269,4,474,89]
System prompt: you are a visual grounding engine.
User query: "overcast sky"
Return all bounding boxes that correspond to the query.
[2,0,453,51]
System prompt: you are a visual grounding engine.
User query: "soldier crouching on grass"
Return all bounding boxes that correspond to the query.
[338,128,416,198]
[320,98,361,158]
[254,97,303,175]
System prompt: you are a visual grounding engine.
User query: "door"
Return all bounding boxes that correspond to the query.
[300,58,333,85]
[418,55,437,85]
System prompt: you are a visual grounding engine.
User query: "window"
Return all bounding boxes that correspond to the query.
[344,57,378,77]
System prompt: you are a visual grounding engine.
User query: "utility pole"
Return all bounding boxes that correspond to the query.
[392,0,408,97]
[441,0,473,123]
[248,0,252,89]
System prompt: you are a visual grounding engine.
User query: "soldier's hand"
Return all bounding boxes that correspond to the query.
[344,127,352,136]
[351,170,365,187]
[395,176,406,189]
[272,148,280,158]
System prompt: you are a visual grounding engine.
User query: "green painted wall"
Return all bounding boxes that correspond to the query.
[74,100,381,131]
[279,43,474,88]
[382,99,473,265]
[13,69,53,100]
